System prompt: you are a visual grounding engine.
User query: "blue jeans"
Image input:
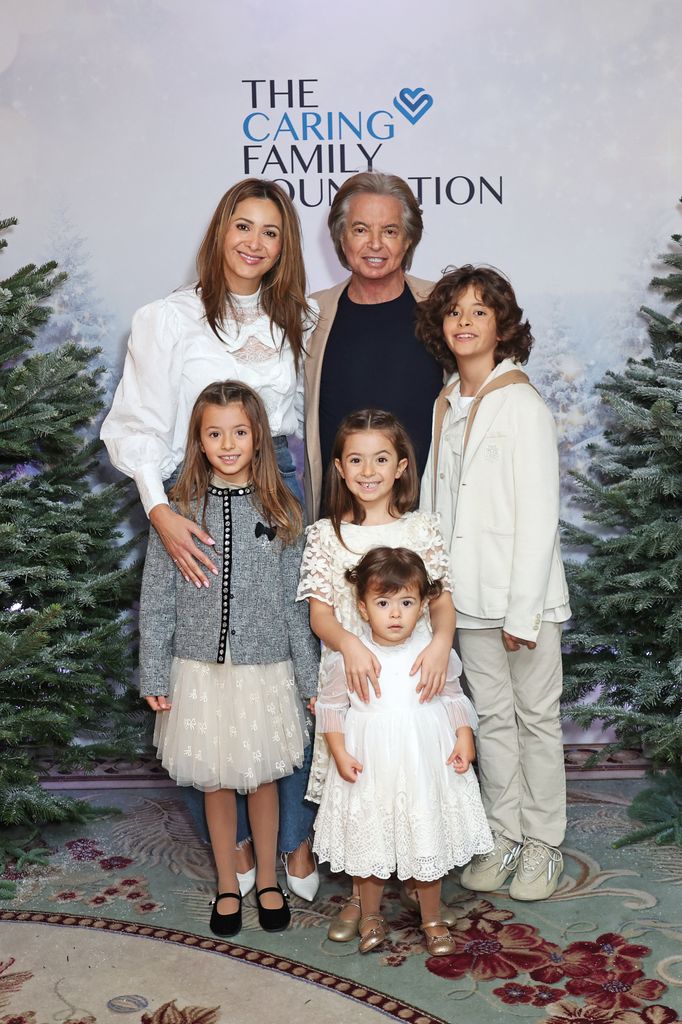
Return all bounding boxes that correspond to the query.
[235,435,316,852]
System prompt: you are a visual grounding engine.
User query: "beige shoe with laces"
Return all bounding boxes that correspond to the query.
[509,838,563,901]
[460,833,523,892]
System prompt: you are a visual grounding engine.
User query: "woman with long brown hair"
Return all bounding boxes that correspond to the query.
[102,179,319,897]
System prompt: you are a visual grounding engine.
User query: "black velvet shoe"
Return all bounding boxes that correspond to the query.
[209,891,242,937]
[256,884,291,932]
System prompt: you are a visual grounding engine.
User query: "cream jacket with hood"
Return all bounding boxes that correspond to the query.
[420,358,570,643]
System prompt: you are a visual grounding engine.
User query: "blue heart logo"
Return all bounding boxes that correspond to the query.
[393,87,434,125]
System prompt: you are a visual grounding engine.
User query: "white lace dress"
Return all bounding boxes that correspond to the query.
[312,623,494,880]
[296,511,452,802]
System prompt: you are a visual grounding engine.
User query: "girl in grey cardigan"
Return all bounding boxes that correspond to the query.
[140,381,319,937]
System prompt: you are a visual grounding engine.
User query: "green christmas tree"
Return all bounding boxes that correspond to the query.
[562,204,682,841]
[0,216,142,843]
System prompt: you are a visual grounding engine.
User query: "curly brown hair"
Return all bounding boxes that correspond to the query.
[345,546,443,604]
[416,265,533,373]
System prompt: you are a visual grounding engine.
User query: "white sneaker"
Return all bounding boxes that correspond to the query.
[509,838,563,901]
[459,833,523,892]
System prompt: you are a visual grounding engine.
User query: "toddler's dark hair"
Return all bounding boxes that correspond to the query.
[345,546,443,603]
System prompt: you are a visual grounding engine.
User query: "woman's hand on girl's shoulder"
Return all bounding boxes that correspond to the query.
[144,695,172,711]
[410,635,450,702]
[339,635,382,703]
[149,504,219,589]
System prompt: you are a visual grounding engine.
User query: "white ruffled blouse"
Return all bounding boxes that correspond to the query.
[100,287,318,515]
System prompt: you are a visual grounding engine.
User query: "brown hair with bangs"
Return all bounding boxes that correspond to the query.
[196,178,316,371]
[345,546,443,604]
[416,264,534,373]
[325,409,419,545]
[169,380,303,544]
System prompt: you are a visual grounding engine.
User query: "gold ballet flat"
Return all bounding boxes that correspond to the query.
[399,884,459,928]
[421,920,456,957]
[327,895,362,942]
[358,913,389,954]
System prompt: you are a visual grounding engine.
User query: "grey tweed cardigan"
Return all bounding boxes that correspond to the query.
[139,484,319,699]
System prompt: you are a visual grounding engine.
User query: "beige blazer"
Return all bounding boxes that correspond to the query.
[420,359,571,642]
[303,273,434,519]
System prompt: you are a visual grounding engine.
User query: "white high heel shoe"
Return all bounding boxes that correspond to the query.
[282,840,319,902]
[236,867,256,898]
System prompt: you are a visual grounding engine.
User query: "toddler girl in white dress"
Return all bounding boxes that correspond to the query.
[313,546,493,956]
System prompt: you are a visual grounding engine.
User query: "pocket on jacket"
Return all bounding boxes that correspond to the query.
[481,529,514,589]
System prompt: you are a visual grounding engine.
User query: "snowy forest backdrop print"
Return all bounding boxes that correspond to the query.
[2,0,681,523]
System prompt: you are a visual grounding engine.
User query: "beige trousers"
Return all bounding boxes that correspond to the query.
[458,622,566,847]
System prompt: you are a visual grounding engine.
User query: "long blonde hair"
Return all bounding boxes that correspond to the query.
[170,381,303,544]
[196,179,316,371]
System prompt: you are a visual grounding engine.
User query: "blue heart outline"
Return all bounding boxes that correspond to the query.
[393,86,434,125]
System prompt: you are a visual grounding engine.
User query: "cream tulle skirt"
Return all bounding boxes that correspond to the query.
[153,656,309,793]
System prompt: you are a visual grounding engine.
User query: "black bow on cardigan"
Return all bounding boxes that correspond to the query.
[255,521,277,541]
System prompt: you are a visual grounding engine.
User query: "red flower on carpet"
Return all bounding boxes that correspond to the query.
[533,986,568,1007]
[451,897,515,934]
[615,1006,682,1024]
[99,856,133,870]
[49,890,82,902]
[566,971,666,1012]
[118,877,145,888]
[493,982,535,1004]
[0,1015,37,1024]
[65,839,103,861]
[493,982,568,1007]
[563,933,651,974]
[86,893,113,907]
[124,889,147,901]
[530,940,607,983]
[135,900,161,914]
[426,922,552,981]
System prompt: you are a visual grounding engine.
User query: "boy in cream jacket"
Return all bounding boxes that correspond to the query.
[418,265,570,901]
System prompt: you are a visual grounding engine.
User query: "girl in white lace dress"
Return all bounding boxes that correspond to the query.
[313,547,493,955]
[296,409,459,942]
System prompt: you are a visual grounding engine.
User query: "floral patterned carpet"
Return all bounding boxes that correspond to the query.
[2,780,681,1024]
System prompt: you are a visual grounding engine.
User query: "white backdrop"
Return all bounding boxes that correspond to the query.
[2,0,682,740]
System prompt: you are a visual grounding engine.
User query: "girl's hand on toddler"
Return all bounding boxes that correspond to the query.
[307,696,317,715]
[502,630,537,653]
[447,727,475,773]
[341,635,382,703]
[410,636,449,702]
[145,695,172,712]
[149,504,219,590]
[335,750,364,784]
